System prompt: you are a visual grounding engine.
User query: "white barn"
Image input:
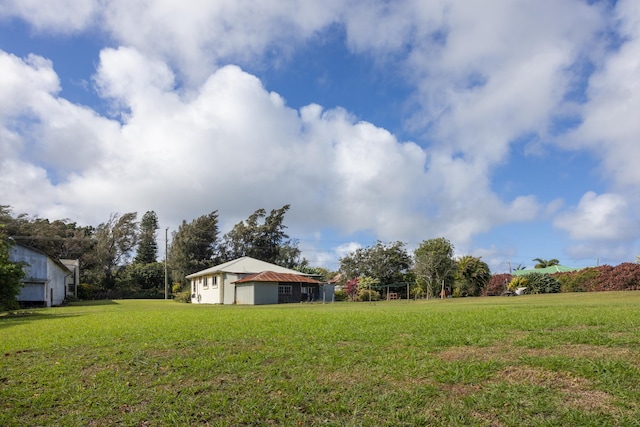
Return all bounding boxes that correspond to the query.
[186,257,325,305]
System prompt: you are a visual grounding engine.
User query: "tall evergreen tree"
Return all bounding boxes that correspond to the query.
[135,211,159,264]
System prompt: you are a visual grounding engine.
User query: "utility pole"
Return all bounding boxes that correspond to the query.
[164,227,169,300]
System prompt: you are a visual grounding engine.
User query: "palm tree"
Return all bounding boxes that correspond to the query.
[532,258,560,269]
[455,255,491,297]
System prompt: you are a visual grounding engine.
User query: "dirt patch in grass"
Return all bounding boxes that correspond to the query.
[525,344,638,361]
[471,410,506,427]
[439,382,484,397]
[438,345,513,363]
[438,343,637,364]
[437,344,623,414]
[496,366,615,412]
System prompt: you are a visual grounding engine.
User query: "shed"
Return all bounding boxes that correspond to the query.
[234,271,322,305]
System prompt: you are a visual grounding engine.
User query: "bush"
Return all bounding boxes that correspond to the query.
[508,276,528,292]
[333,289,348,301]
[77,284,166,300]
[595,263,640,291]
[484,274,512,296]
[553,264,640,293]
[77,283,101,300]
[556,268,601,293]
[174,291,191,303]
[523,273,560,294]
[356,289,380,302]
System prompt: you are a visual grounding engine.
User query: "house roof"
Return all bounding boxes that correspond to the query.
[185,256,304,279]
[234,271,322,284]
[512,265,584,276]
[12,243,73,275]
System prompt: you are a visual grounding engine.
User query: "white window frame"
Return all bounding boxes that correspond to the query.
[278,285,292,295]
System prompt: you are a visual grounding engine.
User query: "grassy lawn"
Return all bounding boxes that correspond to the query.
[1,292,639,426]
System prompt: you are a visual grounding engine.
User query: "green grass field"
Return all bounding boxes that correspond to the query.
[1,292,639,426]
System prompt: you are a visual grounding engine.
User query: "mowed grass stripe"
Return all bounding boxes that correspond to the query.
[1,292,639,426]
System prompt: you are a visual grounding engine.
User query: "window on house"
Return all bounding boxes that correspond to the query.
[212,275,218,288]
[202,276,208,289]
[278,285,292,294]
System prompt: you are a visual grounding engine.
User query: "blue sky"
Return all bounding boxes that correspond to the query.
[1,0,639,272]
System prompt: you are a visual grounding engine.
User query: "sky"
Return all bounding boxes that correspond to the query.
[0,0,639,273]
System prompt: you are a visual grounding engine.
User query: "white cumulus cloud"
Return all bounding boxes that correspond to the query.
[554,192,637,241]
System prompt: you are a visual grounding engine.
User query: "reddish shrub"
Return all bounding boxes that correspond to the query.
[592,263,640,291]
[554,263,640,292]
[484,273,512,296]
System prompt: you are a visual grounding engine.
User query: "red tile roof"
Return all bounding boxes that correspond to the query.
[233,271,322,284]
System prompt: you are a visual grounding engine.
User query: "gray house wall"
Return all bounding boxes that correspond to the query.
[253,283,278,305]
[223,273,238,305]
[234,283,254,305]
[234,283,278,305]
[9,245,70,307]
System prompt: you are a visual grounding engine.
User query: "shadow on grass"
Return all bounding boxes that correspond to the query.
[0,311,83,330]
[0,300,119,329]
[66,299,119,307]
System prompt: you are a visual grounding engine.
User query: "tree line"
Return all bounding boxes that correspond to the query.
[0,204,304,301]
[6,202,631,308]
[337,238,491,301]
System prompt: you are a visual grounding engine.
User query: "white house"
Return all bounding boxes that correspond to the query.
[9,244,77,307]
[186,257,328,305]
[60,259,80,299]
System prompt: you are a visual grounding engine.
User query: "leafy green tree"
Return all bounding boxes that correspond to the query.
[135,211,159,264]
[87,212,139,289]
[414,237,456,298]
[0,227,26,310]
[454,255,491,297]
[293,264,333,282]
[356,276,381,302]
[118,262,166,291]
[533,258,560,269]
[220,205,300,266]
[0,205,93,261]
[116,210,164,292]
[168,211,220,284]
[339,241,412,286]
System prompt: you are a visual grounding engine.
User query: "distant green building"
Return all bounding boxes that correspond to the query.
[512,265,584,276]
